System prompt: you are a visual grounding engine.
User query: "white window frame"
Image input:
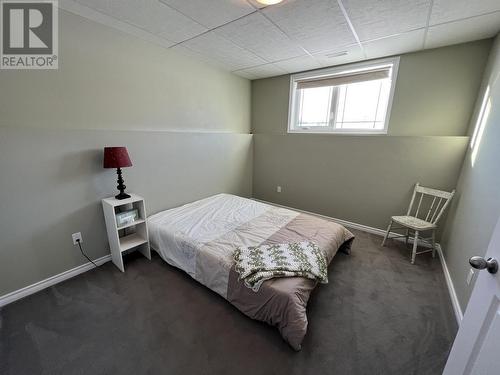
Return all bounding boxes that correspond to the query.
[287,57,400,135]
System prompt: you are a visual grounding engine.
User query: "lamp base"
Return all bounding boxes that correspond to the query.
[115,192,131,200]
[114,168,130,200]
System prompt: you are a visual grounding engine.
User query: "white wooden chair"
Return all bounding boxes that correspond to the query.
[381,183,455,264]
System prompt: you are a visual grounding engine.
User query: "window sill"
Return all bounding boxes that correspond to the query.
[287,129,388,136]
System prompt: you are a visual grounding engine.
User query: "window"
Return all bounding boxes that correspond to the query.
[288,57,399,134]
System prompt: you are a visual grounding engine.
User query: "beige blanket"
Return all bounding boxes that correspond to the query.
[227,212,353,350]
[148,194,354,351]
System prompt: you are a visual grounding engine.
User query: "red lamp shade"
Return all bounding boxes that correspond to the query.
[103,147,132,169]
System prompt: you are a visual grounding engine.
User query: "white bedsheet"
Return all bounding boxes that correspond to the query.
[148,194,298,297]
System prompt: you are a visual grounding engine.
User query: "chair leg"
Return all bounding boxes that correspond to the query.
[411,231,419,264]
[381,220,393,247]
[405,229,410,247]
[431,230,436,258]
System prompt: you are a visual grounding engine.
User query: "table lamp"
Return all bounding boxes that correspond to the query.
[103,147,132,200]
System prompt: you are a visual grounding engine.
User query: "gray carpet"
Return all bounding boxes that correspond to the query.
[0,229,457,375]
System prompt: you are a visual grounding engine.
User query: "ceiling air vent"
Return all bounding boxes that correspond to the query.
[325,51,348,58]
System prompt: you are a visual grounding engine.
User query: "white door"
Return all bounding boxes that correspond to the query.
[443,216,500,375]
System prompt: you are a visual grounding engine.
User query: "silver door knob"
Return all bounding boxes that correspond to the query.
[469,256,498,274]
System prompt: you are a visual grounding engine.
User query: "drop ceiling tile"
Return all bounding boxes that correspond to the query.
[430,0,500,25]
[107,0,207,43]
[60,0,176,48]
[215,12,304,62]
[262,0,357,54]
[273,54,322,73]
[234,63,287,79]
[233,70,259,80]
[159,0,256,29]
[73,0,109,14]
[179,31,267,71]
[363,29,426,59]
[341,0,431,42]
[426,12,500,49]
[313,44,365,68]
[62,0,500,80]
[149,1,208,41]
[246,0,268,10]
[107,0,148,29]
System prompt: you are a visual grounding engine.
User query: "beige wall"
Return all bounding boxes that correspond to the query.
[0,10,251,133]
[252,40,491,136]
[441,35,500,312]
[252,40,491,234]
[0,11,252,296]
[389,41,491,136]
[0,128,252,296]
[254,134,468,231]
[0,8,495,305]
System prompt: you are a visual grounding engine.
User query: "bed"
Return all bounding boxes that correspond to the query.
[148,194,354,350]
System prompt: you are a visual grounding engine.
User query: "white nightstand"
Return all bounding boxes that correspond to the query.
[102,194,151,272]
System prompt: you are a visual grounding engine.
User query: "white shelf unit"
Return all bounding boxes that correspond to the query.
[102,194,151,272]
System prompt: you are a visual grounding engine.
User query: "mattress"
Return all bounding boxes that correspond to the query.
[148,194,354,350]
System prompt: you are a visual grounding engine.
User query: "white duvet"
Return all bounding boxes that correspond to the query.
[147,194,298,297]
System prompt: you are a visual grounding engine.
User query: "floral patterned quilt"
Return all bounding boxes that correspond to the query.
[234,241,328,292]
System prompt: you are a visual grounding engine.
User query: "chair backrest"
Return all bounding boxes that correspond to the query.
[407,183,455,224]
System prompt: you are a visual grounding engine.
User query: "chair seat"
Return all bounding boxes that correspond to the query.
[391,215,436,231]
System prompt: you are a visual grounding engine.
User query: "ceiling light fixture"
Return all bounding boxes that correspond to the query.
[256,0,283,5]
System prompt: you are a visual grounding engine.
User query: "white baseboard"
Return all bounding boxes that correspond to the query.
[0,255,111,307]
[252,198,389,235]
[435,244,464,323]
[253,198,424,242]
[253,198,463,325]
[1,199,465,327]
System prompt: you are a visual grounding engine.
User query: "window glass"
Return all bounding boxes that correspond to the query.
[289,58,398,134]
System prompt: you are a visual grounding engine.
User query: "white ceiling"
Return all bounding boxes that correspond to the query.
[60,0,500,79]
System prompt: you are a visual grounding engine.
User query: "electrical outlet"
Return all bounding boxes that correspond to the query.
[466,268,475,285]
[72,232,83,245]
[276,186,282,193]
